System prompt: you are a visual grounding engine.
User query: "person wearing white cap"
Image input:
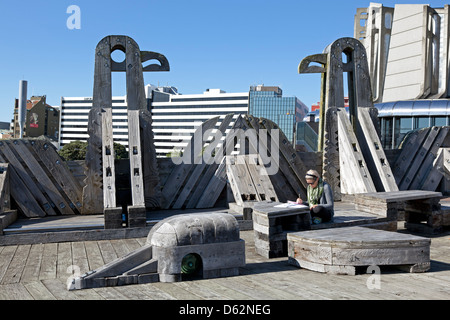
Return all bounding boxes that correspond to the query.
[296,169,334,224]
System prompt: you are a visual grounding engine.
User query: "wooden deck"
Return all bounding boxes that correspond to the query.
[1,223,450,300]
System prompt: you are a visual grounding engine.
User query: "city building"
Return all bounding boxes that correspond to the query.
[59,96,129,148]
[11,95,60,142]
[248,85,309,144]
[355,3,450,103]
[149,86,249,157]
[59,85,308,157]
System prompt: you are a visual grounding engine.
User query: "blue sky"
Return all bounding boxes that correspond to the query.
[0,0,446,122]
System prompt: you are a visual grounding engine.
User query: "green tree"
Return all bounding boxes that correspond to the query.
[59,141,129,161]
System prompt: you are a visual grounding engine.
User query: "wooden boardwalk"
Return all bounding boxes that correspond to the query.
[1,224,450,300]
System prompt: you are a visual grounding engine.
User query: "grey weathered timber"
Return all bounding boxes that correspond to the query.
[160,116,220,209]
[0,142,52,217]
[337,109,376,194]
[356,107,398,192]
[288,226,431,275]
[28,140,83,211]
[189,114,244,209]
[420,147,450,191]
[227,155,278,207]
[9,140,73,215]
[323,108,341,201]
[252,202,311,258]
[83,35,169,215]
[102,108,116,210]
[244,115,304,201]
[259,117,308,194]
[173,114,234,209]
[393,128,430,184]
[398,127,448,190]
[298,37,400,197]
[68,213,245,290]
[0,164,11,213]
[127,110,145,207]
[139,109,161,209]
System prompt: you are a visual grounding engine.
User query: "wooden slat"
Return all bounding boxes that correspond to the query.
[393,127,430,184]
[0,142,52,217]
[139,109,161,209]
[28,140,83,210]
[337,109,376,194]
[102,108,117,209]
[323,108,341,201]
[0,163,10,213]
[244,115,303,201]
[259,117,308,191]
[127,110,145,206]
[357,107,398,192]
[409,127,450,190]
[227,155,260,206]
[160,116,220,209]
[173,114,234,209]
[399,127,441,190]
[188,115,245,209]
[11,140,74,215]
[244,154,279,202]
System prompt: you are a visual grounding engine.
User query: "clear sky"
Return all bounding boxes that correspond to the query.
[0,0,446,122]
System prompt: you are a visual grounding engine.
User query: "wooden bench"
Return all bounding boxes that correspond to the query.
[288,226,431,275]
[252,202,311,258]
[353,190,444,234]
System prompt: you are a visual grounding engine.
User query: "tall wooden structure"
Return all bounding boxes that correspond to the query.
[82,35,169,228]
[299,37,398,200]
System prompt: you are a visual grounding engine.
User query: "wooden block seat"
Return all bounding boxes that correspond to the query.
[354,190,445,234]
[287,226,431,275]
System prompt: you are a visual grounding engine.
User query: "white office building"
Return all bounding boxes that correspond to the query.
[59,96,130,148]
[149,86,249,157]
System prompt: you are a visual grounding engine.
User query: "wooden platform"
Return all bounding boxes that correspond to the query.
[1,226,450,300]
[287,227,431,275]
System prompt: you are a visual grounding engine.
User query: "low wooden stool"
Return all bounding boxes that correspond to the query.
[288,226,430,275]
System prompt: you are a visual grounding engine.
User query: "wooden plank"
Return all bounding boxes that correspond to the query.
[102,108,117,209]
[244,154,279,202]
[28,140,83,210]
[56,242,72,279]
[393,127,430,183]
[173,114,234,209]
[0,244,31,284]
[21,243,44,283]
[227,155,259,206]
[83,36,114,214]
[139,109,161,208]
[24,281,57,300]
[0,144,51,217]
[0,163,10,213]
[323,108,341,201]
[39,243,58,281]
[0,245,17,284]
[409,127,450,190]
[337,109,376,194]
[245,115,304,200]
[357,107,398,192]
[195,157,228,208]
[399,126,441,190]
[189,114,245,209]
[160,116,220,209]
[11,140,75,215]
[128,110,145,206]
[259,117,309,190]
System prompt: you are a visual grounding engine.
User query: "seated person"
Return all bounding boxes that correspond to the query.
[296,170,334,224]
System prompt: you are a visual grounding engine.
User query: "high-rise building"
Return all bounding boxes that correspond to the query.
[149,86,249,157]
[248,85,309,144]
[59,96,129,148]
